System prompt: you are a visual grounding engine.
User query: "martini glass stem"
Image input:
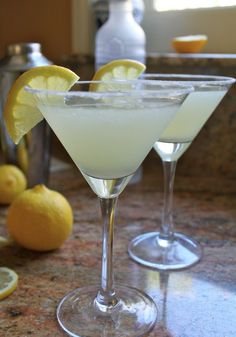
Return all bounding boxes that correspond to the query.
[159,160,177,246]
[95,197,119,312]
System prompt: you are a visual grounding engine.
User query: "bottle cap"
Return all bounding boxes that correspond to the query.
[110,0,132,11]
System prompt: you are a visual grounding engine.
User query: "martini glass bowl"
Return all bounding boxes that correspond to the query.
[128,74,235,271]
[26,79,192,337]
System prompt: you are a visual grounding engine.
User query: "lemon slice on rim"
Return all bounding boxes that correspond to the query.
[4,65,79,144]
[0,267,18,300]
[90,59,146,91]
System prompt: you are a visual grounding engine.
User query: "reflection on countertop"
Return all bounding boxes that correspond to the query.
[0,155,235,336]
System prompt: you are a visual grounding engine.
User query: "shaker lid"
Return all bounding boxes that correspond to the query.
[0,42,51,71]
[7,43,42,56]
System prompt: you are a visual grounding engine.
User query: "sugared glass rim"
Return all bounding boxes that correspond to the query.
[142,73,236,87]
[25,79,194,98]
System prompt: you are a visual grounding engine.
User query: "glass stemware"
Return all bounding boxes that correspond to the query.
[26,80,192,337]
[128,74,235,271]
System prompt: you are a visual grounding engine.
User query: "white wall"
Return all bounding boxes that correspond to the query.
[143,0,236,53]
[72,0,236,55]
[72,0,95,55]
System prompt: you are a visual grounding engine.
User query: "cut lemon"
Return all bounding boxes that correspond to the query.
[172,35,208,53]
[4,65,79,144]
[0,267,18,300]
[90,59,146,91]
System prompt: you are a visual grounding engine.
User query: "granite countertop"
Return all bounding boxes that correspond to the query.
[0,153,235,337]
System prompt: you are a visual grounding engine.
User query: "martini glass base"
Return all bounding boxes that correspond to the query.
[57,285,157,337]
[128,232,202,271]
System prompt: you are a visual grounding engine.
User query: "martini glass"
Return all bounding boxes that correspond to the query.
[128,74,235,271]
[26,79,192,337]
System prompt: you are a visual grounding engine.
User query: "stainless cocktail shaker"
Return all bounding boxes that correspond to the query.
[0,43,52,187]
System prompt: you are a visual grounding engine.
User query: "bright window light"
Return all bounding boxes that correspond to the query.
[154,0,236,12]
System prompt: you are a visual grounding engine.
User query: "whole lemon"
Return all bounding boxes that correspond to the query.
[0,164,27,204]
[7,184,73,251]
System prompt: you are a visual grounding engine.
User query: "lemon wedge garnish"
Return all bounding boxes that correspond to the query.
[172,35,208,53]
[4,65,79,144]
[90,59,146,91]
[0,267,18,300]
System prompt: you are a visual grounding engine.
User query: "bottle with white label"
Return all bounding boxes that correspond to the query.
[95,0,146,70]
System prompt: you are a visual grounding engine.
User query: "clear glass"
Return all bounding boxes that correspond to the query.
[128,74,235,271]
[26,79,193,337]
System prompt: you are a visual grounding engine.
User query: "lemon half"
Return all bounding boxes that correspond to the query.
[0,267,18,300]
[4,65,79,144]
[172,35,208,53]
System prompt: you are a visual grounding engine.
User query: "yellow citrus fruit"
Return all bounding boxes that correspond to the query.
[172,35,208,53]
[90,59,146,91]
[4,65,79,144]
[0,267,18,300]
[0,164,27,204]
[17,138,29,174]
[7,184,73,251]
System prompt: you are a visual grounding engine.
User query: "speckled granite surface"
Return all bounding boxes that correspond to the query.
[0,157,236,337]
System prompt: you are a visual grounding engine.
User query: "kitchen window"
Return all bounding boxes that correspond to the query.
[154,0,236,11]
